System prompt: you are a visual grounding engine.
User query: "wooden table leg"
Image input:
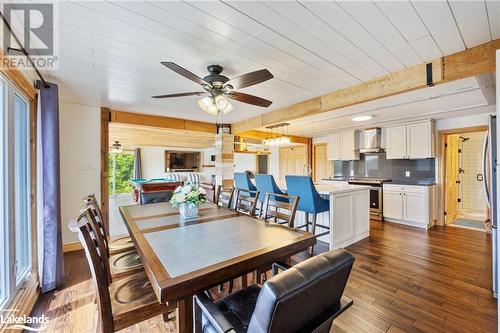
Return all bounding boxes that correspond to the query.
[177,297,194,333]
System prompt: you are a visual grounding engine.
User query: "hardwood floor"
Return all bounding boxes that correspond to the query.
[29,220,497,332]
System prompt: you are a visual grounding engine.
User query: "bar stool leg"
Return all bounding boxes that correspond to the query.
[305,212,309,232]
[309,214,317,256]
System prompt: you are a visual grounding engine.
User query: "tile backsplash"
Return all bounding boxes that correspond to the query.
[333,153,435,182]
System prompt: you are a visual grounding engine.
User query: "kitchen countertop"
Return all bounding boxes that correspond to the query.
[385,180,436,186]
[276,180,371,195]
[315,183,371,195]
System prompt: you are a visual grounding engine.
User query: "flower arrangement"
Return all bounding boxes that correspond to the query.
[170,184,208,208]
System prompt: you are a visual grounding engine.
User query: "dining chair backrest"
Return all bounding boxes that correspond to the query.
[216,185,234,209]
[83,194,108,237]
[261,193,299,227]
[234,172,257,192]
[255,174,285,203]
[285,175,327,214]
[69,208,113,327]
[234,189,260,216]
[247,249,355,333]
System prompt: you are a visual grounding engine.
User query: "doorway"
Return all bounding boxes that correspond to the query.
[441,128,489,231]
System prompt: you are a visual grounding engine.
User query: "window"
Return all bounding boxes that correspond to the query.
[109,152,134,195]
[0,77,32,309]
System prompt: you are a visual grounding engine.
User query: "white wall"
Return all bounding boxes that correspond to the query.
[140,146,215,180]
[268,146,280,177]
[435,112,492,131]
[234,153,256,173]
[59,102,100,245]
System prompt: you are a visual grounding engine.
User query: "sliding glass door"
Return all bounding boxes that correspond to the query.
[0,76,32,309]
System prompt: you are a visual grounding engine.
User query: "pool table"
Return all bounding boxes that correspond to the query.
[129,178,183,204]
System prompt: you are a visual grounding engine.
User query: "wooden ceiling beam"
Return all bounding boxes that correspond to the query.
[110,109,217,133]
[236,130,310,145]
[232,39,500,134]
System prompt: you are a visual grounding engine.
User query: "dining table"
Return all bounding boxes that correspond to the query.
[119,201,316,333]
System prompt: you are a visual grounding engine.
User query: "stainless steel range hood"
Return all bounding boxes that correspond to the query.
[359,127,385,154]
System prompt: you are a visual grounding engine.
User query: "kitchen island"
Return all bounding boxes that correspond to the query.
[292,182,371,249]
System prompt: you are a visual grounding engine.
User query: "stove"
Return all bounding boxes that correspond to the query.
[347,177,392,221]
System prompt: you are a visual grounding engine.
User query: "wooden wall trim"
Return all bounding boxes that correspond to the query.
[110,109,217,133]
[0,50,37,100]
[100,107,110,236]
[63,241,83,253]
[232,39,500,134]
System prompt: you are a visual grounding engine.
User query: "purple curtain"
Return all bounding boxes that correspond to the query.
[36,80,64,292]
[134,148,142,179]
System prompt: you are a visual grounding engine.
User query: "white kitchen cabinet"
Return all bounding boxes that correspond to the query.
[327,130,359,161]
[407,122,434,159]
[386,121,435,159]
[326,133,341,160]
[383,190,403,220]
[383,184,435,229]
[386,125,407,159]
[402,191,426,224]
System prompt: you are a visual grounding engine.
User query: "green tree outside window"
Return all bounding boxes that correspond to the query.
[109,152,135,195]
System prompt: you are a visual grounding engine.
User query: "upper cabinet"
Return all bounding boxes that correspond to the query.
[386,121,435,159]
[327,130,360,161]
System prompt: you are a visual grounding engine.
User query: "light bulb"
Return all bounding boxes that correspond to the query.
[214,95,228,109]
[220,102,233,114]
[207,103,219,115]
[198,96,213,112]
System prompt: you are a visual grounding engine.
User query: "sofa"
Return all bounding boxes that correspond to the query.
[165,172,216,203]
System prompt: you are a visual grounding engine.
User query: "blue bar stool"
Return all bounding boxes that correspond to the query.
[254,174,287,215]
[285,175,330,255]
[234,172,257,193]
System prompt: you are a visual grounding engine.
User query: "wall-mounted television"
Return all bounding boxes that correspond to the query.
[165,151,200,172]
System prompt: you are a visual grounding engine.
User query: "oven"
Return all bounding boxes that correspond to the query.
[347,178,390,221]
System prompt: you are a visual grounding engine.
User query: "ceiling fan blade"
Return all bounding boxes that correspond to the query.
[161,62,207,85]
[227,92,272,107]
[225,69,273,89]
[152,91,206,99]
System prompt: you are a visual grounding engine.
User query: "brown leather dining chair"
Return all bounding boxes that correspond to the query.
[81,202,143,281]
[83,193,135,254]
[195,249,355,333]
[234,189,260,216]
[216,185,235,209]
[69,208,176,333]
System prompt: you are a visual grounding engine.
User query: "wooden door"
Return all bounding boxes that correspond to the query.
[445,134,459,223]
[279,145,307,183]
[313,144,333,182]
[386,125,407,159]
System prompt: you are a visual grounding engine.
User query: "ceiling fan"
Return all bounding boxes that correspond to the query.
[152,62,274,115]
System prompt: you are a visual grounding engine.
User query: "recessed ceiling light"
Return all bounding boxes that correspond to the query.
[352,115,373,122]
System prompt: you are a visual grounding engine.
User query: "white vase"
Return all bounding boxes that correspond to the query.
[179,202,199,219]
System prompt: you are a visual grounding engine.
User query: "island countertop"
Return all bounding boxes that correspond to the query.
[314,183,371,195]
[276,181,370,195]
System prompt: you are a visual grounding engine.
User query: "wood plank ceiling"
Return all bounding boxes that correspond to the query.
[42,1,499,124]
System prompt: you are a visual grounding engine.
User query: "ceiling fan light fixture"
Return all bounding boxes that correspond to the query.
[220,102,234,114]
[215,95,229,109]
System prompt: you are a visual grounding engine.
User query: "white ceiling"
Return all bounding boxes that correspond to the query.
[27,1,500,125]
[268,76,496,137]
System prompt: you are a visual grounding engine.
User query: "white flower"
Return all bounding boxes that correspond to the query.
[173,193,186,203]
[174,186,182,193]
[181,185,192,194]
[198,187,207,195]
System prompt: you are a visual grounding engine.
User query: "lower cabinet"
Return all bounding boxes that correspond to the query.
[330,189,370,249]
[383,184,435,229]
